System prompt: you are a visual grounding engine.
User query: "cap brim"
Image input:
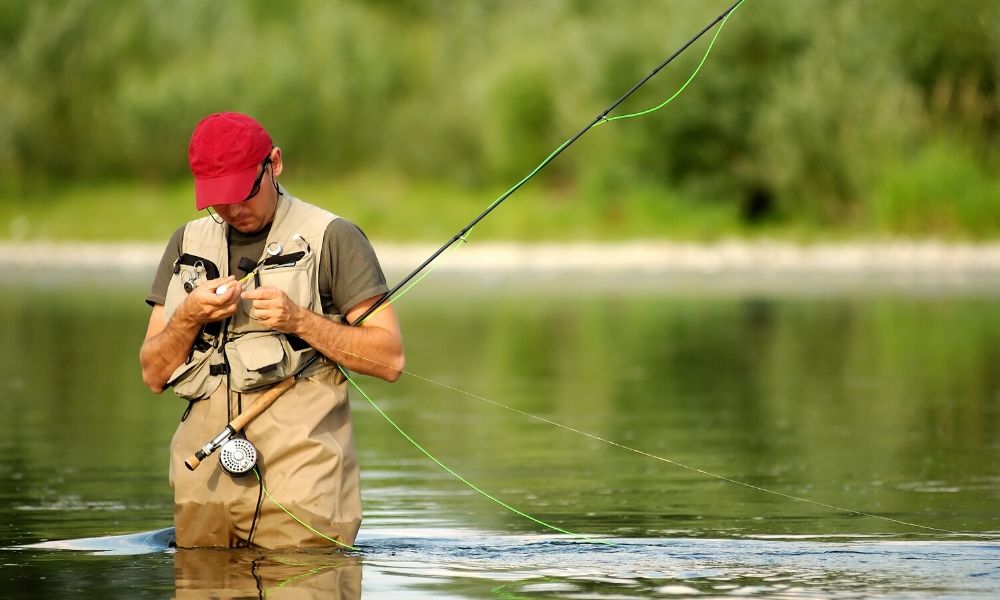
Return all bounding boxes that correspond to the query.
[194,164,259,211]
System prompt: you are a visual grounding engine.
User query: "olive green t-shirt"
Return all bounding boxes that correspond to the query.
[146,217,388,319]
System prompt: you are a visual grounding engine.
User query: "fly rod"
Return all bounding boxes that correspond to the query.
[186,0,745,470]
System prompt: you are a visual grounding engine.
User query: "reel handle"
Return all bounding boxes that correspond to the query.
[184,376,297,471]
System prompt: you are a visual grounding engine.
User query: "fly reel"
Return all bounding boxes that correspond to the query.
[218,437,258,477]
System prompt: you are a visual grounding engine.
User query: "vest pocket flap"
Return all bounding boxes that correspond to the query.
[166,348,224,402]
[232,334,285,372]
[226,333,291,393]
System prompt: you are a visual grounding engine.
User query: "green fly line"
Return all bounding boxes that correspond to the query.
[330,346,964,536]
[254,469,360,552]
[597,0,741,126]
[342,368,614,546]
[265,560,355,594]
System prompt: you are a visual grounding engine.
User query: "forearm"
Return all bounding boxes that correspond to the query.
[292,310,404,382]
[139,309,203,393]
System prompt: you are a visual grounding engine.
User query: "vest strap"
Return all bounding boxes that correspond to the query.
[209,364,230,376]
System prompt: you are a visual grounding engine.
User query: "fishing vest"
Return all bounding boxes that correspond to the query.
[163,191,339,400]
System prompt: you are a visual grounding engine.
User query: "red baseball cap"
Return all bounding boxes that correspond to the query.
[188,112,273,210]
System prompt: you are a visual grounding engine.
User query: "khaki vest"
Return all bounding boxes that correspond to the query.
[163,190,338,399]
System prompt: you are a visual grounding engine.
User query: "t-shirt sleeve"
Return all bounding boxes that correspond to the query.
[320,218,389,317]
[146,225,186,307]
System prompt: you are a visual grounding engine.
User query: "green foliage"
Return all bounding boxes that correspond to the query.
[0,0,997,238]
[871,137,1000,238]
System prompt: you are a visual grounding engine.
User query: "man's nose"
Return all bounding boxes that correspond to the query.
[218,204,243,218]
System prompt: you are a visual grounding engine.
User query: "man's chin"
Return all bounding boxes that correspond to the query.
[230,220,263,234]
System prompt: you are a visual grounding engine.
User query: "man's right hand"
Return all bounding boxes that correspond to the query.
[178,276,240,325]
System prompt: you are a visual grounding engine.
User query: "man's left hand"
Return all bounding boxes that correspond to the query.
[242,286,304,333]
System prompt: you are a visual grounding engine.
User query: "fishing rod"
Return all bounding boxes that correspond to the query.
[184,0,745,473]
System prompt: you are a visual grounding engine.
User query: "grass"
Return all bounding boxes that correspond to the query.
[870,139,1000,240]
[1,166,998,244]
[1,173,746,244]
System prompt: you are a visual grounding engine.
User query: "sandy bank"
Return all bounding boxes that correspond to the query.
[2,240,999,280]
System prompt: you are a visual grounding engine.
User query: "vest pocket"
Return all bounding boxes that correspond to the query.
[233,264,314,333]
[166,345,224,401]
[225,332,290,392]
[258,265,314,311]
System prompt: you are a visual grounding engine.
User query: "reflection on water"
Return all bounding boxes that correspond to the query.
[0,270,997,598]
[8,528,1000,599]
[174,548,361,599]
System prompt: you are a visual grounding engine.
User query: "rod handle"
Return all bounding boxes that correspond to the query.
[184,453,203,471]
[230,376,296,432]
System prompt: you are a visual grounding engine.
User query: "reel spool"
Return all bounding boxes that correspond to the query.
[218,437,258,477]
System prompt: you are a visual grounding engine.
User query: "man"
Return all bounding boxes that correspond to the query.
[140,112,404,549]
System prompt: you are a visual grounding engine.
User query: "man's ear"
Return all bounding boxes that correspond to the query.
[270,146,283,178]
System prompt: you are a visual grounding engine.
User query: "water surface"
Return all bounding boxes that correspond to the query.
[0,268,997,598]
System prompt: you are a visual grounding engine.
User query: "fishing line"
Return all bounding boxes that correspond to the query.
[246,466,265,547]
[253,469,360,551]
[324,345,964,536]
[265,559,355,594]
[598,0,740,126]
[342,368,613,545]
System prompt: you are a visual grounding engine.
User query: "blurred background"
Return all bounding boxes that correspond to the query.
[1,4,999,597]
[0,0,996,243]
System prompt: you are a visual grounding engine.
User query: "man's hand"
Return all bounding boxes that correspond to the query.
[140,276,239,393]
[242,286,304,333]
[178,276,240,325]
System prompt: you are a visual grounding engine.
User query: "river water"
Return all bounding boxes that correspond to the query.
[0,267,997,598]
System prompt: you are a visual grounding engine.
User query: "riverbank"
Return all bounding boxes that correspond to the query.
[2,240,999,289]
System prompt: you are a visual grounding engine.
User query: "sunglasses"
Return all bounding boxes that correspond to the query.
[245,152,274,201]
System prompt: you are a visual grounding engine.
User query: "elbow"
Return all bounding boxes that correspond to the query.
[383,348,405,383]
[141,369,166,394]
[139,354,166,394]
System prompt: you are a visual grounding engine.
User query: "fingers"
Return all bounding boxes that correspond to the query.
[241,287,301,333]
[240,286,280,301]
[181,277,239,324]
[202,276,240,306]
[242,286,285,314]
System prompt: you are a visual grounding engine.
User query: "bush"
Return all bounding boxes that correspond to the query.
[0,0,996,237]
